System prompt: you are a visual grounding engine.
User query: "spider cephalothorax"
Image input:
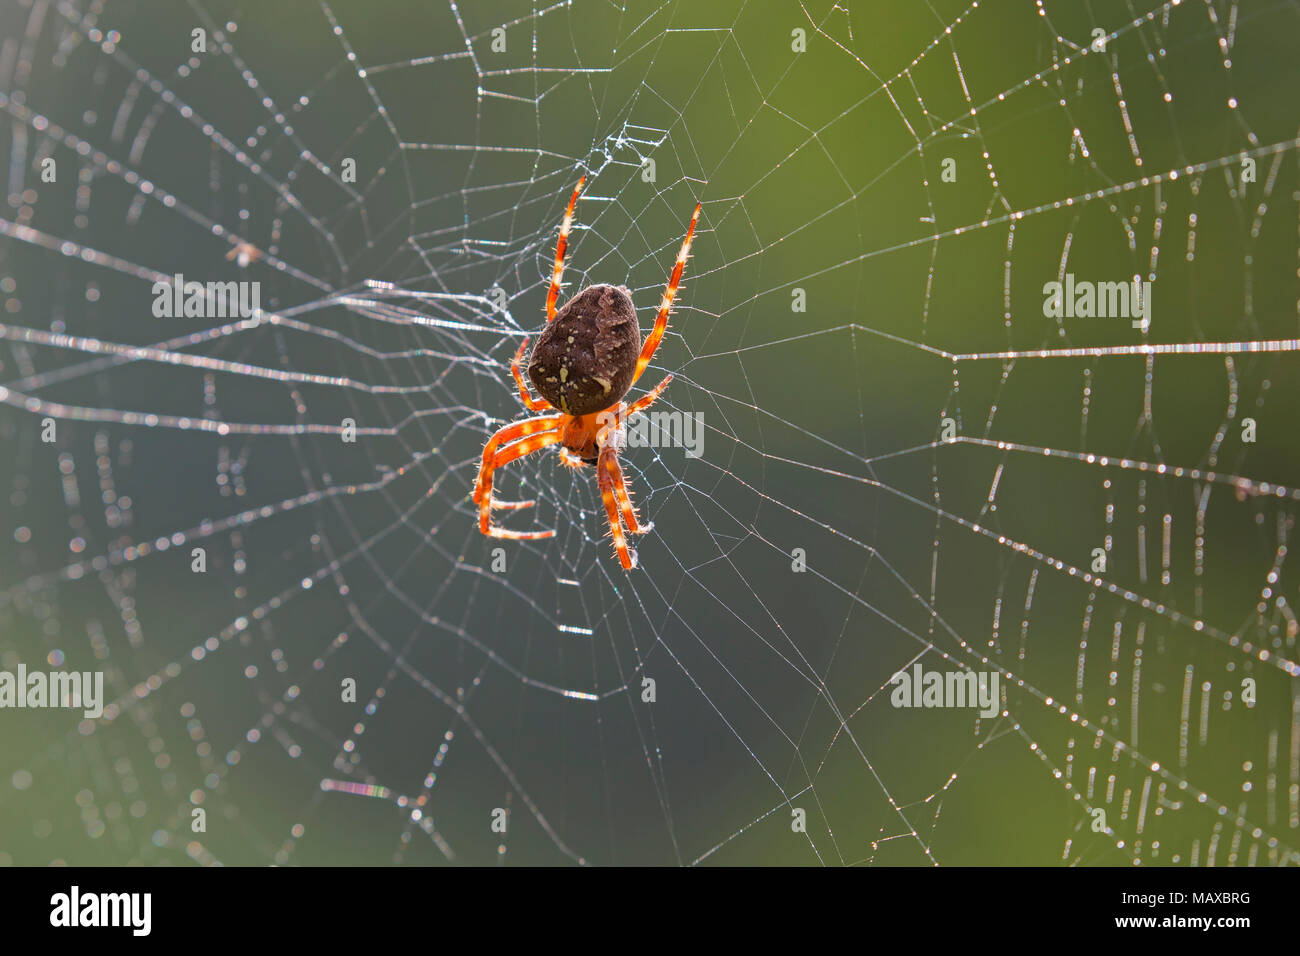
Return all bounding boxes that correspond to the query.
[471,177,701,569]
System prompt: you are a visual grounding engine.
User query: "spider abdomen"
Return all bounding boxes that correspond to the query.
[528,283,640,416]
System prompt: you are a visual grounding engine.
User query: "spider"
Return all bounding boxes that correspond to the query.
[471,177,701,570]
[225,242,263,268]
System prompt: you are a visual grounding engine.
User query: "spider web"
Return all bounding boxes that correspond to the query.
[1,0,1299,866]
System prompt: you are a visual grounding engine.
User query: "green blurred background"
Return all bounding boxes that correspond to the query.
[1,0,1299,865]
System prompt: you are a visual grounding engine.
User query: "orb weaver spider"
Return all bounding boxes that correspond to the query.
[471,177,701,570]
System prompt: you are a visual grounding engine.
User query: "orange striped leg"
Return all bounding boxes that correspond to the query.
[631,203,701,384]
[473,415,561,507]
[546,176,585,322]
[484,525,555,541]
[625,374,672,417]
[511,338,552,411]
[600,442,651,536]
[558,447,588,469]
[596,444,636,569]
[480,431,562,536]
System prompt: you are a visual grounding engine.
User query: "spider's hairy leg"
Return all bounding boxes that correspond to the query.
[473,414,561,504]
[596,444,637,570]
[479,430,563,537]
[625,374,672,417]
[473,415,562,536]
[557,447,588,469]
[484,525,555,541]
[599,440,651,537]
[511,337,552,411]
[605,378,673,537]
[632,202,701,385]
[546,176,586,322]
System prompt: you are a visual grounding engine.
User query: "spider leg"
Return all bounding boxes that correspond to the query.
[484,525,555,541]
[488,499,538,512]
[596,454,635,570]
[596,428,641,569]
[610,375,672,535]
[474,414,561,503]
[484,526,554,541]
[546,176,585,322]
[631,202,701,385]
[600,440,652,536]
[479,424,562,516]
[510,337,553,411]
[557,447,588,469]
[473,414,562,515]
[479,430,563,536]
[624,374,672,417]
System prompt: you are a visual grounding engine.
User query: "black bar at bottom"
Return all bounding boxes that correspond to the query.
[3,865,1290,942]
